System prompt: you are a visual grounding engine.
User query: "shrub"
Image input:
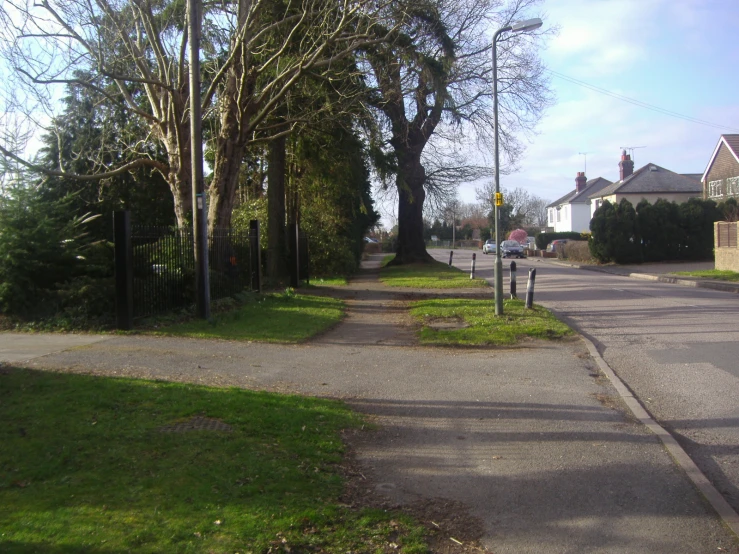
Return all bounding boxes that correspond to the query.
[508,229,528,243]
[590,197,720,264]
[535,231,585,250]
[563,241,592,262]
[0,182,105,318]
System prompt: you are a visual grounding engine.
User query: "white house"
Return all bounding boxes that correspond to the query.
[546,173,612,233]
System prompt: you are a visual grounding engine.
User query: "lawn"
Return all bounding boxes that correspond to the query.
[0,368,428,553]
[380,257,488,289]
[410,298,573,346]
[151,291,345,342]
[308,276,349,287]
[671,269,739,282]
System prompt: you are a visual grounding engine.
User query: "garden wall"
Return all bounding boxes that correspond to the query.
[715,221,739,271]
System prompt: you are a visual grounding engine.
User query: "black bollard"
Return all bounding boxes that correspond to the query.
[510,261,517,298]
[525,267,536,308]
[470,253,476,279]
[449,250,454,267]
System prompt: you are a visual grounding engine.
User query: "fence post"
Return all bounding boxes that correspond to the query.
[113,211,134,330]
[525,267,536,309]
[448,250,454,267]
[510,261,517,298]
[249,220,262,293]
[470,253,476,279]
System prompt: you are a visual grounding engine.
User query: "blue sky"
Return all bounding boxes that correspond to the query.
[453,0,739,210]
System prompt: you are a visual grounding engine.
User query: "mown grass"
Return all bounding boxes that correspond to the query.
[0,368,428,553]
[672,269,739,282]
[380,257,488,289]
[151,291,344,343]
[410,298,573,346]
[308,276,349,287]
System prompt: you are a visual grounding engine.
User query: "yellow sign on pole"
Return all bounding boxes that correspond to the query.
[495,192,503,207]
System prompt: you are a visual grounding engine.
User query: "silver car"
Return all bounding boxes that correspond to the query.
[482,239,496,254]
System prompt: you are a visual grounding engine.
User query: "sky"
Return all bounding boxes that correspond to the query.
[395,0,739,224]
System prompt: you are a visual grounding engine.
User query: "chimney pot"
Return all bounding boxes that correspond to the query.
[619,152,634,181]
[575,171,588,193]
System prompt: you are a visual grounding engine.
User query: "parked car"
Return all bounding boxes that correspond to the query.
[546,239,569,252]
[482,239,496,254]
[500,240,525,258]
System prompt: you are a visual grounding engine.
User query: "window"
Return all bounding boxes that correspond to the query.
[708,179,723,198]
[727,177,739,197]
[548,209,553,224]
[556,208,561,222]
[594,199,602,210]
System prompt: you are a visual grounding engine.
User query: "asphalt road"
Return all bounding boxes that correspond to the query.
[434,248,739,515]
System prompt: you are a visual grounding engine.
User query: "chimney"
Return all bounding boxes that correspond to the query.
[619,149,634,181]
[575,171,587,193]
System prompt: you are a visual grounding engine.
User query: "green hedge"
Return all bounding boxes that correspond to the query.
[535,232,588,250]
[589,198,723,264]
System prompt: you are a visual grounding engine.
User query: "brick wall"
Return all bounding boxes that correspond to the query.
[715,221,739,271]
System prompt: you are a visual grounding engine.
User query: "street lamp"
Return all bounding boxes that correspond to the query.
[492,17,542,316]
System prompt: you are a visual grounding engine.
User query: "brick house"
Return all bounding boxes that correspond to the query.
[589,151,702,218]
[702,134,739,202]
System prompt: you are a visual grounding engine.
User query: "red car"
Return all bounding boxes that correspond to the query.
[546,239,569,252]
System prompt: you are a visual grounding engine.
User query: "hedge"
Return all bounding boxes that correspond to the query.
[589,198,723,264]
[535,232,588,250]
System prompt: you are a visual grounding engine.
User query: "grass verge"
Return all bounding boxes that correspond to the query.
[410,298,573,346]
[308,276,349,287]
[0,368,428,553]
[671,269,739,282]
[380,258,488,289]
[151,291,344,343]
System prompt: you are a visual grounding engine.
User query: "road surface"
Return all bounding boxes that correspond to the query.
[433,248,739,515]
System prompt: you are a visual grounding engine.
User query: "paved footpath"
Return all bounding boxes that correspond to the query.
[3,256,739,553]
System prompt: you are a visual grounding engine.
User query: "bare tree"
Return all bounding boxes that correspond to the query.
[475,181,549,227]
[0,0,392,228]
[362,0,552,264]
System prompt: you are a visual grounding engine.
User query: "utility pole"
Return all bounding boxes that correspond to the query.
[188,0,210,319]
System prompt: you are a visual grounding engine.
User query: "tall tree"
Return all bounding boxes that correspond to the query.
[0,0,391,229]
[362,0,551,264]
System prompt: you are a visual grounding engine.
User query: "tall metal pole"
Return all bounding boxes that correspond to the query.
[492,25,510,316]
[188,0,210,319]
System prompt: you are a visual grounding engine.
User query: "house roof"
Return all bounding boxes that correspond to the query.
[590,163,703,199]
[701,134,739,183]
[547,177,613,208]
[681,173,702,182]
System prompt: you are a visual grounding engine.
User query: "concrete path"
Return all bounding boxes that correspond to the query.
[0,332,109,364]
[5,256,739,553]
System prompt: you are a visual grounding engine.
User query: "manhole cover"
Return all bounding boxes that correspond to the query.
[159,416,233,433]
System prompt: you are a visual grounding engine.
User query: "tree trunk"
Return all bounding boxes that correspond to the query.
[163,132,193,229]
[390,150,433,265]
[267,135,289,282]
[207,133,246,230]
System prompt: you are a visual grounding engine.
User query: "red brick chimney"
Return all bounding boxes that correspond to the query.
[619,150,634,181]
[575,171,587,193]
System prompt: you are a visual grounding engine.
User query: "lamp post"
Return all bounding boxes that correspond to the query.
[492,17,542,315]
[188,0,210,319]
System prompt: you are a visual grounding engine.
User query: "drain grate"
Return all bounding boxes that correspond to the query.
[159,416,233,433]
